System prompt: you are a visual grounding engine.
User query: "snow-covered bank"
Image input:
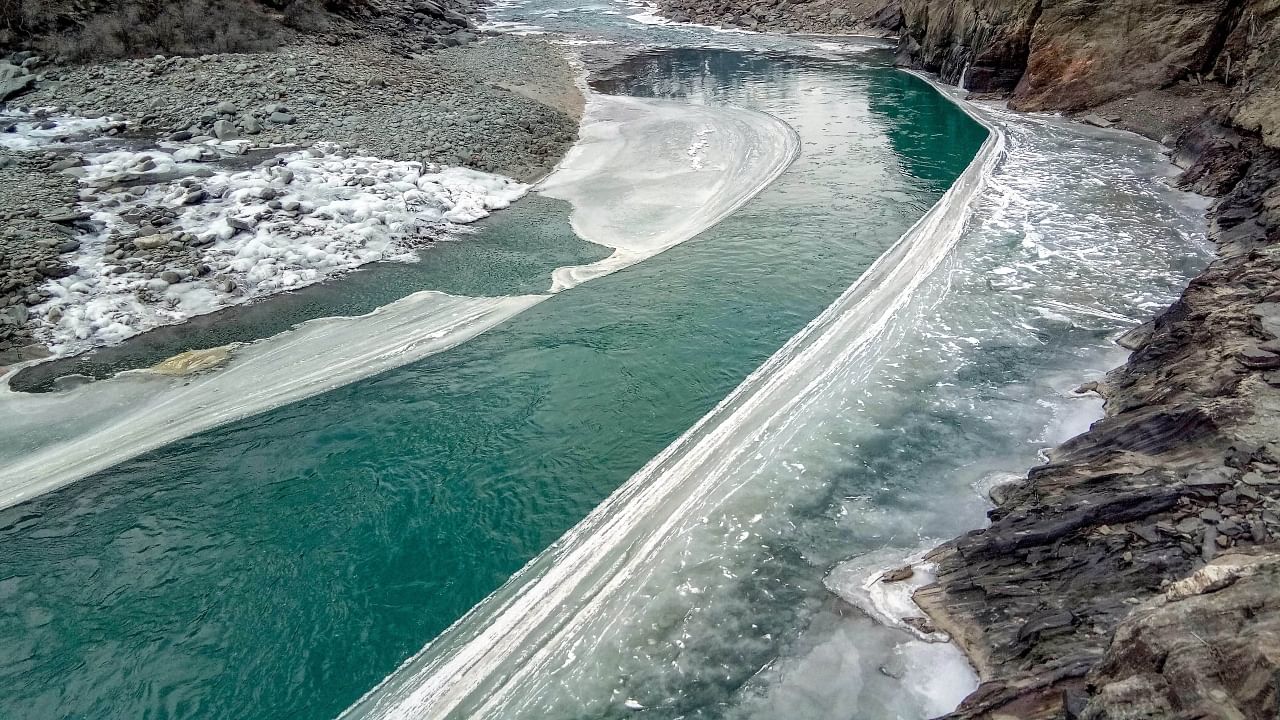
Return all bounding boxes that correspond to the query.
[540,94,799,291]
[18,127,527,355]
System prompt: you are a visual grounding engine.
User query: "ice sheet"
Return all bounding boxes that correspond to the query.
[0,292,544,510]
[539,94,799,291]
[0,97,798,509]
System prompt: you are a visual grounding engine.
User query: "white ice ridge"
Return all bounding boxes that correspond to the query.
[823,546,953,642]
[0,292,544,511]
[538,94,800,292]
[338,83,1004,720]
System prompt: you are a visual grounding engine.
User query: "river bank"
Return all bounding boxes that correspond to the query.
[916,129,1280,718]
[2,2,1269,712]
[0,30,580,364]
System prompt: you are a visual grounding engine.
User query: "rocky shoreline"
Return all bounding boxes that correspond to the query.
[915,124,1280,717]
[889,4,1280,719]
[654,0,901,35]
[0,19,581,364]
[894,1,1280,715]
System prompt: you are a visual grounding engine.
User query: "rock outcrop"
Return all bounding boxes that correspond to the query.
[897,0,1280,138]
[887,1,1280,717]
[1082,550,1280,719]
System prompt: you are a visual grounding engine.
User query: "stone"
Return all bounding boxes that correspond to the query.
[0,305,28,325]
[227,217,254,232]
[882,566,914,582]
[1237,347,1280,370]
[1175,516,1203,534]
[174,146,210,163]
[48,158,83,172]
[44,210,92,224]
[268,112,296,125]
[158,271,182,284]
[1241,472,1280,486]
[212,119,239,141]
[35,261,74,279]
[132,235,170,250]
[241,116,263,134]
[215,101,237,114]
[902,616,938,635]
[1252,303,1280,339]
[0,74,34,101]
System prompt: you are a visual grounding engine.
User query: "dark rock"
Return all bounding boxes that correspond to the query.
[882,566,914,582]
[0,73,34,101]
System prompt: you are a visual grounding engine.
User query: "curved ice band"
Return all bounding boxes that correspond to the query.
[338,79,1002,720]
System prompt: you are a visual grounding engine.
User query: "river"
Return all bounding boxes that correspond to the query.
[0,5,1209,720]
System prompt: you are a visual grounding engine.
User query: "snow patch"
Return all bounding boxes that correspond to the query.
[27,140,527,355]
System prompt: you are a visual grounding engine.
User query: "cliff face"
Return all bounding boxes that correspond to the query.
[898,0,1280,141]
[654,0,903,35]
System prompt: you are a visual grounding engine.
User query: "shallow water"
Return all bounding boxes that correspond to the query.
[0,48,992,720]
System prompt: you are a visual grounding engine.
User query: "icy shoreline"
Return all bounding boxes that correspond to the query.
[1,113,529,356]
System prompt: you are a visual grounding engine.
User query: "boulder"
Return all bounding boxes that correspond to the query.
[132,235,171,250]
[212,119,239,141]
[0,73,34,101]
